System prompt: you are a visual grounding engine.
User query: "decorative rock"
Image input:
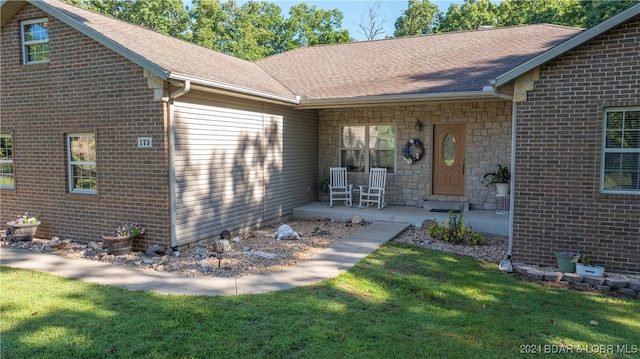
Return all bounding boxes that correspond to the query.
[349,215,363,224]
[421,219,434,229]
[563,273,584,284]
[155,265,165,272]
[143,259,153,264]
[211,239,232,252]
[628,280,640,291]
[605,277,628,289]
[194,246,208,258]
[595,285,610,292]
[526,269,544,280]
[273,225,300,240]
[543,271,563,282]
[87,241,99,250]
[617,288,636,296]
[159,255,170,265]
[573,283,591,291]
[584,276,606,286]
[232,236,241,243]
[133,260,142,266]
[514,264,532,274]
[146,245,166,257]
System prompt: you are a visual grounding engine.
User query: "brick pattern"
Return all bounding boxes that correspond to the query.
[318,100,512,208]
[512,19,640,273]
[1,5,170,250]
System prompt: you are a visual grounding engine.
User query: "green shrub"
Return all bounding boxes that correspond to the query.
[427,206,484,245]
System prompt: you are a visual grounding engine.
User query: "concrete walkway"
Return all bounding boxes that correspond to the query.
[0,221,409,296]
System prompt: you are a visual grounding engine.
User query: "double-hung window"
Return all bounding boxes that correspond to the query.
[22,18,50,64]
[0,134,14,189]
[341,125,396,173]
[602,107,640,193]
[68,133,97,194]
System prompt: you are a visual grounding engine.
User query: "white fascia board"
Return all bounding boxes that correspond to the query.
[169,73,300,105]
[296,91,497,109]
[493,3,640,88]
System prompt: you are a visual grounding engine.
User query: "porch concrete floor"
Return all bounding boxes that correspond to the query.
[293,202,509,237]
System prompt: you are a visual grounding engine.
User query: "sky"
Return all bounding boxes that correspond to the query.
[272,0,463,40]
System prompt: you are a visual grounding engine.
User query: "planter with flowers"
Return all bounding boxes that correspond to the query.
[102,222,145,255]
[6,212,40,242]
[575,254,605,277]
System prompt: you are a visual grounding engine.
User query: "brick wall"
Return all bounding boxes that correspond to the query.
[318,100,512,208]
[1,5,171,249]
[512,18,640,273]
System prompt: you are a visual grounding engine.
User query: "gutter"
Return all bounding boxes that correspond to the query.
[488,83,516,267]
[167,81,191,252]
[169,73,299,105]
[296,91,497,109]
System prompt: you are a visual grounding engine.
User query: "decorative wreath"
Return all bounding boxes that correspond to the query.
[403,138,424,164]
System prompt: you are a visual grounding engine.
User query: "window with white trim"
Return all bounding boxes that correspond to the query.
[0,134,14,189]
[340,125,396,173]
[602,107,640,193]
[22,18,50,64]
[68,133,97,194]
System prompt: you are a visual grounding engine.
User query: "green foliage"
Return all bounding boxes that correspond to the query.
[3,248,639,358]
[393,0,441,37]
[437,0,499,32]
[482,164,510,186]
[428,206,484,245]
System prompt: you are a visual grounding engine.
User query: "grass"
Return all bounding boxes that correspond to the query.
[2,242,639,358]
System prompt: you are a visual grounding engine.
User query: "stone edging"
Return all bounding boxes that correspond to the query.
[513,263,640,299]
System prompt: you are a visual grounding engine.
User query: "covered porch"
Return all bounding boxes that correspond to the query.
[293,202,509,237]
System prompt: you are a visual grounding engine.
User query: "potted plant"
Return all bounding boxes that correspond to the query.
[6,212,40,242]
[102,222,145,255]
[318,172,330,192]
[554,251,581,273]
[483,164,511,196]
[575,254,605,277]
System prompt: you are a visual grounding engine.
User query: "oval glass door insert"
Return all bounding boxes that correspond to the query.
[443,133,456,167]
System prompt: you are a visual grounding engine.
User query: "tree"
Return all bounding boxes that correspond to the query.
[497,0,584,27]
[394,0,441,37]
[284,3,352,49]
[580,0,638,28]
[357,1,387,41]
[437,0,499,32]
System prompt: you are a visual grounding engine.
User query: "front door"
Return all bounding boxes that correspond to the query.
[433,124,466,195]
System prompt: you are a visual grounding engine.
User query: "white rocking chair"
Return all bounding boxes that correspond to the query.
[329,167,352,207]
[359,168,387,209]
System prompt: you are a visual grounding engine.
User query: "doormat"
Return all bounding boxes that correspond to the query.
[429,209,461,213]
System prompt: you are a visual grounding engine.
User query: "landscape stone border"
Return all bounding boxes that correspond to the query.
[513,263,640,299]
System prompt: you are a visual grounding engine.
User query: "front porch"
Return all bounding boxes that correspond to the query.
[293,202,509,236]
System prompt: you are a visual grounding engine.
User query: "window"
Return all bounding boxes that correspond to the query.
[341,125,396,173]
[602,107,640,193]
[22,18,49,64]
[68,133,97,194]
[0,134,14,189]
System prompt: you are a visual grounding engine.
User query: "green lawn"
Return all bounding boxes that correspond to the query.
[2,243,638,358]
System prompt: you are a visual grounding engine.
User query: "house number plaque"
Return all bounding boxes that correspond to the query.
[137,137,152,148]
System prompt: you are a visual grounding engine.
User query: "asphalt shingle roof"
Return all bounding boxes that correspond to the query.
[36,0,297,101]
[257,25,583,100]
[7,0,588,105]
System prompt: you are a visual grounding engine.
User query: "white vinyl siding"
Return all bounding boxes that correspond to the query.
[172,93,317,245]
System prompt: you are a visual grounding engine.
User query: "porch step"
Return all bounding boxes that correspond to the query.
[423,201,469,212]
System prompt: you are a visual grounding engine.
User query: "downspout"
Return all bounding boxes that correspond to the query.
[489,85,515,263]
[168,81,191,252]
